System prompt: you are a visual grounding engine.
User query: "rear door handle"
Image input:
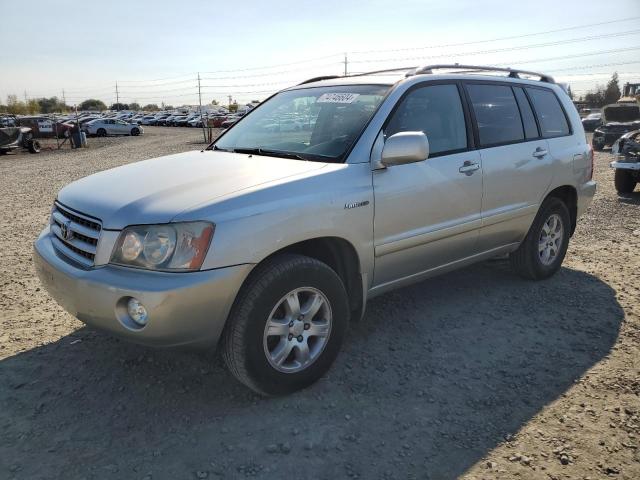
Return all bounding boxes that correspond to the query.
[532,147,548,158]
[459,161,480,175]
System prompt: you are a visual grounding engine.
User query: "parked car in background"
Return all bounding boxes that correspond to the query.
[581,112,602,132]
[0,127,41,154]
[85,118,143,136]
[592,103,640,151]
[16,116,74,138]
[610,129,640,194]
[34,65,595,395]
[140,115,157,125]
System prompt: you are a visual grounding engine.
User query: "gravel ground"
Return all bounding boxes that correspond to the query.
[0,128,638,480]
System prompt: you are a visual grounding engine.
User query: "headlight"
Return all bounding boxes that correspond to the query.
[110,222,214,271]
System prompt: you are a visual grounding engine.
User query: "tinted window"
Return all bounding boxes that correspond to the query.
[467,84,524,146]
[513,87,539,139]
[385,84,467,155]
[526,88,570,137]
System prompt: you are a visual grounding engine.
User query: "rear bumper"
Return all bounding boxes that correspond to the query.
[577,180,597,219]
[33,227,252,347]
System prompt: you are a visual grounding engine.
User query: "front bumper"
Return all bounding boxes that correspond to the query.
[33,227,253,347]
[610,160,640,171]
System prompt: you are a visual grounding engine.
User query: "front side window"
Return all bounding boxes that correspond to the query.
[466,84,524,147]
[526,88,570,138]
[214,85,389,162]
[385,84,468,155]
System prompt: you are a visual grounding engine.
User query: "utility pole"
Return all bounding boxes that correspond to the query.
[115,82,119,110]
[23,90,28,103]
[62,89,66,108]
[228,95,232,111]
[344,53,348,76]
[197,72,206,142]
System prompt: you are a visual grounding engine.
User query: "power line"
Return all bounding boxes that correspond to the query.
[349,29,640,64]
[350,16,640,55]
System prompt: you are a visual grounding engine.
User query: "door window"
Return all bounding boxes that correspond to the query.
[466,84,524,147]
[526,88,570,138]
[385,84,468,156]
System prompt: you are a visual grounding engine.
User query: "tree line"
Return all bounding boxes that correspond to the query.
[0,96,163,114]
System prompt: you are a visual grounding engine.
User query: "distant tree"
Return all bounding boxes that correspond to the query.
[36,96,67,113]
[584,85,606,108]
[163,105,174,110]
[142,103,159,111]
[27,99,39,114]
[129,102,141,111]
[603,72,621,105]
[6,94,26,115]
[211,99,219,105]
[229,101,238,113]
[566,85,573,100]
[110,102,130,111]
[79,99,107,111]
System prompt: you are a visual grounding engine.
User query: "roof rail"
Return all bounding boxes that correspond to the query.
[409,64,555,83]
[298,75,341,85]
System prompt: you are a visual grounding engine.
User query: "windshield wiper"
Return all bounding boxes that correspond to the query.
[232,147,306,161]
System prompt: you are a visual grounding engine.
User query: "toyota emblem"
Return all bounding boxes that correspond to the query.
[60,221,73,241]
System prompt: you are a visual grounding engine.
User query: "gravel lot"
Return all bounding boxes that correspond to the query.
[1,127,639,480]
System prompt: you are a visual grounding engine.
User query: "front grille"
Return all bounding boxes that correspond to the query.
[50,201,102,267]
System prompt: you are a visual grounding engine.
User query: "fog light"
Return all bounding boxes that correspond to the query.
[127,298,148,326]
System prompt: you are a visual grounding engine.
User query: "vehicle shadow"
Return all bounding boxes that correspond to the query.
[0,261,623,479]
[617,191,640,205]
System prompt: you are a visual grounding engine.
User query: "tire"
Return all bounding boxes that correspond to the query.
[131,128,140,136]
[592,141,604,151]
[27,139,41,154]
[222,254,349,396]
[97,128,107,137]
[614,169,637,194]
[509,196,571,280]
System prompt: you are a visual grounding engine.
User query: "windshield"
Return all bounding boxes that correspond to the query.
[213,84,390,161]
[586,113,601,119]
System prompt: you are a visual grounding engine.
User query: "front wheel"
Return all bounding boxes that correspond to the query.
[592,140,604,151]
[97,128,107,137]
[27,139,41,153]
[510,197,571,280]
[131,127,140,136]
[614,169,637,194]
[222,254,349,395]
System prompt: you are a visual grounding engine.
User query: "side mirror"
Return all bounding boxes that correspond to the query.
[381,131,430,167]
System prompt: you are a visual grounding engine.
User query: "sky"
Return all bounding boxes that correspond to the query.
[1,0,639,108]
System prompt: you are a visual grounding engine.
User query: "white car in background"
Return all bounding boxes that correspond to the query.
[86,119,143,137]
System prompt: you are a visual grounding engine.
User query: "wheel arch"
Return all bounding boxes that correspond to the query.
[544,185,578,235]
[242,236,365,321]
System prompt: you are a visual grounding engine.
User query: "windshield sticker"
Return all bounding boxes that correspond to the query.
[317,93,360,104]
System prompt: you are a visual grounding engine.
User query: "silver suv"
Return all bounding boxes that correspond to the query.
[34,65,596,395]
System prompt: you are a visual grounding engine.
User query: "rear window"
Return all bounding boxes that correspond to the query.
[526,88,570,138]
[466,84,524,146]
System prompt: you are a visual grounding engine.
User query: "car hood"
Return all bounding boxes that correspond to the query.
[57,150,328,229]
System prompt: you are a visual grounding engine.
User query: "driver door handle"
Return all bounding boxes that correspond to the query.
[459,161,480,175]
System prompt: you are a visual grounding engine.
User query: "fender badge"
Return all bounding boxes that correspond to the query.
[345,200,370,210]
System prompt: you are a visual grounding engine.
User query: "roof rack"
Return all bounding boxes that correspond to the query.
[409,64,555,83]
[298,75,341,85]
[298,64,555,86]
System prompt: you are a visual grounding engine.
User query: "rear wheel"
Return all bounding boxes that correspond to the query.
[510,197,571,280]
[614,169,637,194]
[27,139,41,153]
[222,254,349,395]
[592,140,604,151]
[97,128,107,137]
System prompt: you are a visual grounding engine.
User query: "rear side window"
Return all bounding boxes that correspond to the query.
[385,84,468,156]
[526,88,570,138]
[466,84,524,146]
[513,87,539,139]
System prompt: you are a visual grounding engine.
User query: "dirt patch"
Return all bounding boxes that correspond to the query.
[1,130,638,479]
